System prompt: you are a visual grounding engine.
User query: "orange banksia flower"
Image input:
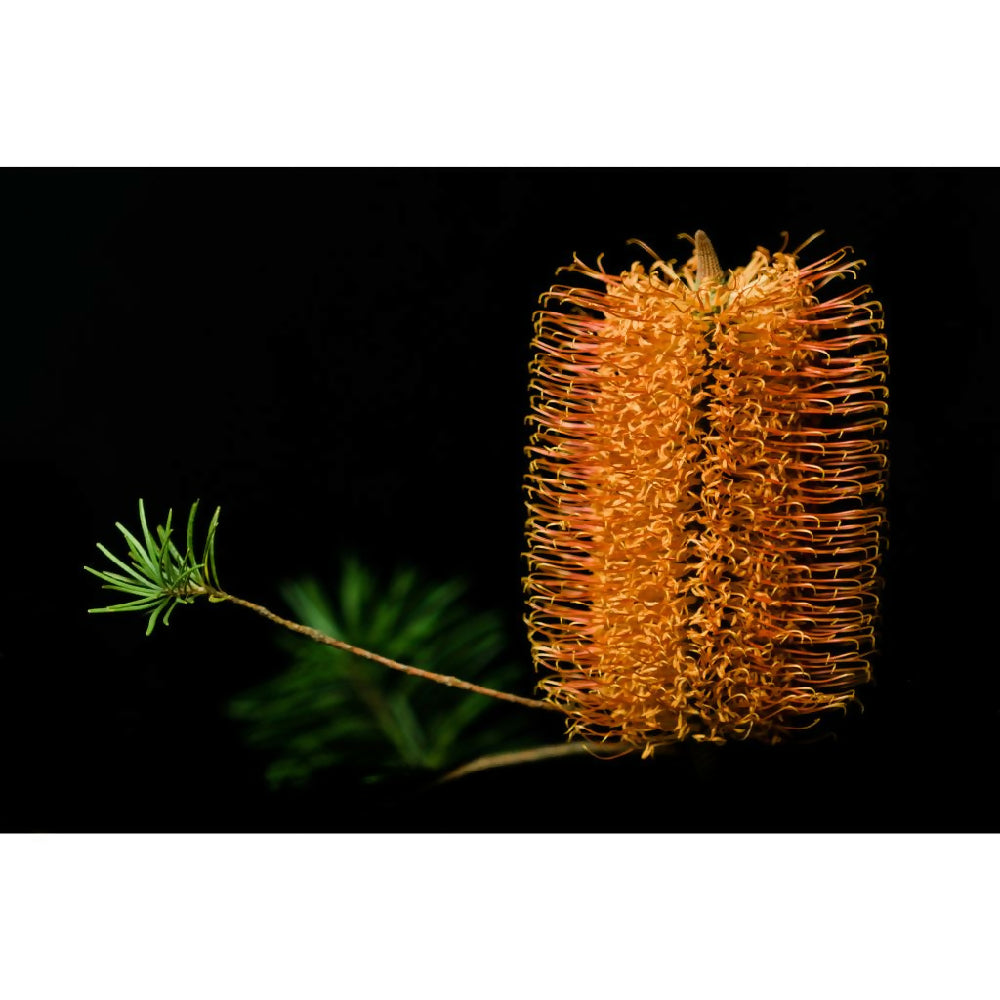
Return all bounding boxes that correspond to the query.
[524,231,888,757]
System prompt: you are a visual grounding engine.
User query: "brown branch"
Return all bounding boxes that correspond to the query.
[438,740,635,783]
[217,591,561,714]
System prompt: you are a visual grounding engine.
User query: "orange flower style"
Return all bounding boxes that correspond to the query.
[524,231,888,756]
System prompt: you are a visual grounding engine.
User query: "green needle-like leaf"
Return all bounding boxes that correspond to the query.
[85,499,223,634]
[229,559,538,787]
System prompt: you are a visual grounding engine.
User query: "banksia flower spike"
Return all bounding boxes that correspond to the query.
[524,231,888,757]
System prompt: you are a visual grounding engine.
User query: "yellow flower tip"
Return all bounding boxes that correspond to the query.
[524,231,889,755]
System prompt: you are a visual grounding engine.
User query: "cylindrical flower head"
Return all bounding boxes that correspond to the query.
[524,232,888,756]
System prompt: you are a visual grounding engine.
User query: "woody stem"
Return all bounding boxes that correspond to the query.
[438,740,634,782]
[217,591,561,713]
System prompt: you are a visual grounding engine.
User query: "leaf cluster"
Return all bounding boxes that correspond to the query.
[85,499,222,635]
[228,557,538,787]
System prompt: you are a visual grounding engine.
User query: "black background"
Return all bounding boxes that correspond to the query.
[3,167,997,831]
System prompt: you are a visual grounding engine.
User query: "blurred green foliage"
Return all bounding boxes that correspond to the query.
[228,557,538,787]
